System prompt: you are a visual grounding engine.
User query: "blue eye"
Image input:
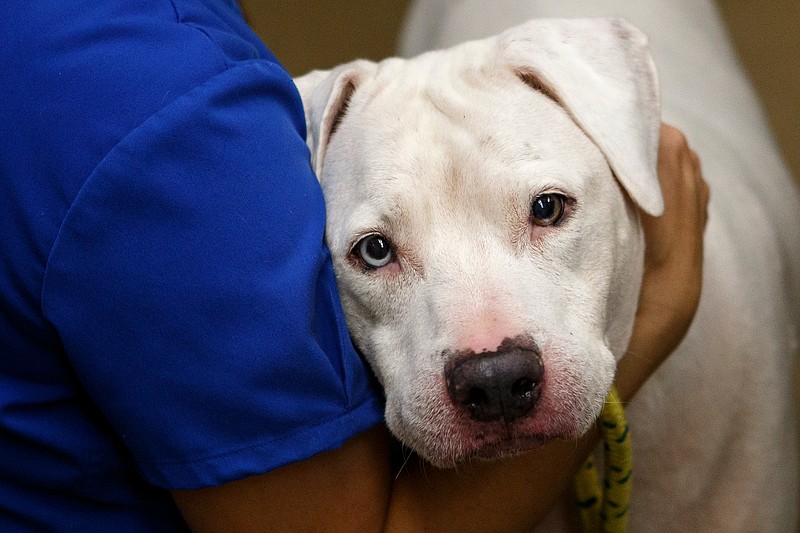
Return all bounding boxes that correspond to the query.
[531,194,566,226]
[356,234,393,268]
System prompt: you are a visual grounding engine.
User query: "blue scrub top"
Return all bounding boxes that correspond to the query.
[0,1,384,530]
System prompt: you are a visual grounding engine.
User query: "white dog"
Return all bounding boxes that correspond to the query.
[294,2,800,530]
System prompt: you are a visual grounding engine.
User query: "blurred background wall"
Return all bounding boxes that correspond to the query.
[239,0,799,182]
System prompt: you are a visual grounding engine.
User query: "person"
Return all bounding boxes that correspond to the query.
[0,1,708,531]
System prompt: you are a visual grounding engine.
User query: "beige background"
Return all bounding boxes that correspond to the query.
[239,0,799,182]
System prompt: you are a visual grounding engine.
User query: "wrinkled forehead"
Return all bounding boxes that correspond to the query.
[359,52,534,160]
[366,62,595,173]
[322,49,605,241]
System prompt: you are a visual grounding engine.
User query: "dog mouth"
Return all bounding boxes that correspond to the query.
[445,398,586,465]
[463,426,557,461]
[410,417,570,468]
[387,375,593,468]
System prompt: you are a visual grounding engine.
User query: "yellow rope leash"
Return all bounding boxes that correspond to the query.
[573,386,632,533]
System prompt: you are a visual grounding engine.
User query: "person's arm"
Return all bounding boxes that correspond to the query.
[172,124,709,532]
[615,124,709,402]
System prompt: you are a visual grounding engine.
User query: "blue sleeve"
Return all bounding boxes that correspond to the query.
[41,61,384,490]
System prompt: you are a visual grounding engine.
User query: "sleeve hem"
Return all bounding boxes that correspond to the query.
[140,393,385,490]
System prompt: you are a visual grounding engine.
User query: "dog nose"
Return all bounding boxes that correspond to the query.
[445,347,544,422]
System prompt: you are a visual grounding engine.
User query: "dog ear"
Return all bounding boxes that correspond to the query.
[499,18,663,216]
[293,60,375,176]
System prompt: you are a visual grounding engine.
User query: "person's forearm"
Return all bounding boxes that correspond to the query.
[615,299,687,403]
[386,425,599,532]
[615,125,707,403]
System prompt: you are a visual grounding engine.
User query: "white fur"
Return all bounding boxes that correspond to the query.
[295,3,800,531]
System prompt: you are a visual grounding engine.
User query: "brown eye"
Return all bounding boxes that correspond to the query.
[531,194,565,226]
[355,233,393,269]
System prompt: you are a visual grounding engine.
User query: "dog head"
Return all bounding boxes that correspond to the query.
[295,18,661,466]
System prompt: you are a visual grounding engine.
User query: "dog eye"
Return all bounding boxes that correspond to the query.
[355,234,393,269]
[531,193,566,226]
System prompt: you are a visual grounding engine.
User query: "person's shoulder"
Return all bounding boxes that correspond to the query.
[0,0,298,216]
[25,0,280,126]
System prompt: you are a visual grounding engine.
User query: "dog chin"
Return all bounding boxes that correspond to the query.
[468,434,556,462]
[417,420,588,469]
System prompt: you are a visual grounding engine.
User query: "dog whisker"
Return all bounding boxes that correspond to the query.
[394,447,414,480]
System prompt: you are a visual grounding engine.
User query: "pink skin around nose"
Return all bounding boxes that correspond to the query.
[456,309,520,354]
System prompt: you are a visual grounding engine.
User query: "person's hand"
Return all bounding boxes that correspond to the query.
[616,123,710,401]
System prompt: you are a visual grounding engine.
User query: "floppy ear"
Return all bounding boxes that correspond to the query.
[499,18,663,216]
[293,60,375,176]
